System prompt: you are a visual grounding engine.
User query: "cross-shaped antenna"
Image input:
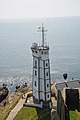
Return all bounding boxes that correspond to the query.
[38,24,48,47]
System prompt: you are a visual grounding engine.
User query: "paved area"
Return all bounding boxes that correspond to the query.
[6,91,32,120]
[51,109,60,120]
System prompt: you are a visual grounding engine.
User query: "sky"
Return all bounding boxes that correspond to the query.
[0,0,80,19]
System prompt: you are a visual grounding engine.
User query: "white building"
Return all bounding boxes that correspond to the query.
[31,24,51,108]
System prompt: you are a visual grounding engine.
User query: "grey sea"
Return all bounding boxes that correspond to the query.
[0,17,80,91]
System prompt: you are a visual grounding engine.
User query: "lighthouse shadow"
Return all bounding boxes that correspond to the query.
[36,108,51,120]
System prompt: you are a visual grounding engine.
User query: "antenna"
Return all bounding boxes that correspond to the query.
[37,24,48,47]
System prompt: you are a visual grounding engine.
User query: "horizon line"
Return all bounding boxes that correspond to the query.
[0,15,80,20]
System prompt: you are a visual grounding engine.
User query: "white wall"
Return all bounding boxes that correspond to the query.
[32,48,51,102]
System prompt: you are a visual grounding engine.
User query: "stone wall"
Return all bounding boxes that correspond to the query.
[57,90,66,120]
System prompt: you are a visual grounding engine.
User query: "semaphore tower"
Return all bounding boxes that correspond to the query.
[31,24,51,108]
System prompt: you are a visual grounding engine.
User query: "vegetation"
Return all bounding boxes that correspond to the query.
[0,92,22,120]
[14,106,51,120]
[69,110,80,120]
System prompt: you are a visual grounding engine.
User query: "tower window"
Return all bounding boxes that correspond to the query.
[35,70,37,76]
[46,72,48,76]
[41,51,43,54]
[44,52,46,54]
[47,84,49,87]
[35,81,36,86]
[35,51,37,53]
[35,60,37,68]
[47,94,49,98]
[46,63,48,67]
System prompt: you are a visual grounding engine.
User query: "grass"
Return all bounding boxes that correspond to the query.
[14,106,51,120]
[0,93,23,120]
[69,110,80,120]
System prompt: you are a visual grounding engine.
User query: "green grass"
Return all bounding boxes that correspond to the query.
[14,106,51,120]
[69,110,80,120]
[70,111,76,120]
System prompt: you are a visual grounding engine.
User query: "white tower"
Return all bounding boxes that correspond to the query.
[31,24,51,108]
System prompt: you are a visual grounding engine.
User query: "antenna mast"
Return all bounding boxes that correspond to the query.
[42,24,45,47]
[38,24,48,47]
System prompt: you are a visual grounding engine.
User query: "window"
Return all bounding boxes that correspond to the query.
[46,63,48,67]
[35,60,37,68]
[44,52,46,54]
[47,94,49,98]
[35,51,37,53]
[41,51,43,54]
[35,70,37,76]
[46,72,48,76]
[35,81,36,86]
[47,84,49,87]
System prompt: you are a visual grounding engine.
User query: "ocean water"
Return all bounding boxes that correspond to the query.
[0,17,80,91]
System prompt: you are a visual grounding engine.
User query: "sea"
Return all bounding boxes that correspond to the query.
[0,16,80,91]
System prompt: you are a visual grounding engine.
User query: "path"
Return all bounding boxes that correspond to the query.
[6,91,32,120]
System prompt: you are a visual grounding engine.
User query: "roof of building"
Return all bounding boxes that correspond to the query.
[56,80,80,90]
